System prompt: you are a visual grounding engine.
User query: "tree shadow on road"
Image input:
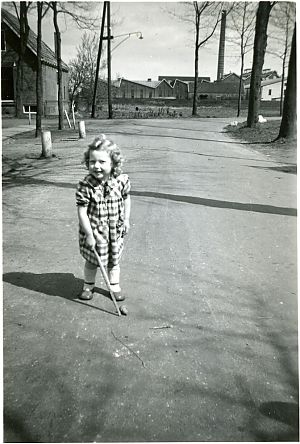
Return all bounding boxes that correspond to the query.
[247,164,297,175]
[4,411,37,443]
[3,271,117,316]
[254,401,299,441]
[259,401,299,428]
[131,190,297,216]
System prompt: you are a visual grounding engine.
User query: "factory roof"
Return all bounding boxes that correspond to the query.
[158,75,211,82]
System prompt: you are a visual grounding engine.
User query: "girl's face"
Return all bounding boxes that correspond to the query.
[89,150,112,181]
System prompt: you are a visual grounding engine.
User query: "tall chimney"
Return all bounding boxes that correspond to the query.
[217,10,226,81]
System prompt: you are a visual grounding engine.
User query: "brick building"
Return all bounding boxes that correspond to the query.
[115,78,188,100]
[1,8,69,116]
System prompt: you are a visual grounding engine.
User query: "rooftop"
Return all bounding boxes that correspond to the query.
[1,8,69,71]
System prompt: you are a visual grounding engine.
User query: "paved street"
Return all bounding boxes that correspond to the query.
[2,118,298,442]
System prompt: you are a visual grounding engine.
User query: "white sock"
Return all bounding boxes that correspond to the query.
[84,261,97,290]
[110,283,121,292]
[108,265,121,292]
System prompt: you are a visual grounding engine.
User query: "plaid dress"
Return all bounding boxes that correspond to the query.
[76,173,131,267]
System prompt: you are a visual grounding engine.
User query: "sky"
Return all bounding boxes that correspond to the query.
[23,1,292,82]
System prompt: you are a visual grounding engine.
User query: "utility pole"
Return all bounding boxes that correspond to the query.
[91,2,107,118]
[107,1,113,119]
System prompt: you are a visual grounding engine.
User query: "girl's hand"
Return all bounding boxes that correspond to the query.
[86,233,96,249]
[123,220,130,236]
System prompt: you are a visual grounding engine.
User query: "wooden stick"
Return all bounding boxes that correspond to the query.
[93,247,121,316]
[64,110,72,128]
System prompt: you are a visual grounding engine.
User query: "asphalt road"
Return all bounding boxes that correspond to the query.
[3,118,298,442]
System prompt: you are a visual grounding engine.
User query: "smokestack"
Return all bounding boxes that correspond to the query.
[217,10,226,81]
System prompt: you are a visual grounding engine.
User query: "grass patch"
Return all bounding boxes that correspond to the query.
[225,120,282,144]
[225,120,297,166]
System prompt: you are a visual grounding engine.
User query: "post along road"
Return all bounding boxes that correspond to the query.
[3,118,298,441]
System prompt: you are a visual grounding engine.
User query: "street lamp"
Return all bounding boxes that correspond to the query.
[91,2,143,118]
[108,31,143,118]
[111,32,143,53]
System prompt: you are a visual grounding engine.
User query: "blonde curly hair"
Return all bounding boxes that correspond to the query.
[83,134,124,177]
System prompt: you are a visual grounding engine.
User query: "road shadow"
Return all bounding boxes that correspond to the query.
[255,401,299,441]
[3,177,296,217]
[259,401,299,428]
[4,410,39,443]
[101,129,284,147]
[3,271,116,316]
[248,164,297,175]
[2,175,76,190]
[131,190,297,217]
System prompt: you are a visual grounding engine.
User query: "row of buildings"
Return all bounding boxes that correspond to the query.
[110,70,283,102]
[2,8,285,117]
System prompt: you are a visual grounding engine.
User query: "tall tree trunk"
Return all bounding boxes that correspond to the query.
[36,2,43,137]
[280,60,286,117]
[107,1,113,119]
[237,54,244,118]
[53,2,64,130]
[16,2,30,118]
[192,7,200,116]
[237,3,247,118]
[277,24,296,140]
[247,1,273,127]
[279,16,289,117]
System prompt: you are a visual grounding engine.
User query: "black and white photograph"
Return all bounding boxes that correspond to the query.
[2,0,298,442]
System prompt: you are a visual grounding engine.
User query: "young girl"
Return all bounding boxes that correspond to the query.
[76,134,131,301]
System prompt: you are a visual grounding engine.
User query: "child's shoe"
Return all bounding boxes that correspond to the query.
[79,284,94,300]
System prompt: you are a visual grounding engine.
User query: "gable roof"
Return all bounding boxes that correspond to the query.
[171,79,189,87]
[119,78,174,89]
[222,72,240,81]
[242,69,279,83]
[131,80,161,89]
[261,76,285,86]
[244,76,286,89]
[158,75,211,82]
[1,8,69,71]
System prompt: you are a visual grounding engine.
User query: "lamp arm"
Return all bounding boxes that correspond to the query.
[111,36,130,53]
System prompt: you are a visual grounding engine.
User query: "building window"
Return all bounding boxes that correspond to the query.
[268,89,272,95]
[140,89,143,98]
[123,91,126,98]
[131,89,134,98]
[64,86,66,100]
[1,30,6,51]
[149,91,152,98]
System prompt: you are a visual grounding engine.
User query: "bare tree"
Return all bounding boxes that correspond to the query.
[36,2,43,137]
[191,2,228,115]
[13,1,32,118]
[36,2,50,138]
[167,2,233,116]
[276,23,296,140]
[69,32,106,109]
[247,1,274,127]
[267,2,295,115]
[51,2,64,129]
[47,1,99,129]
[227,2,257,117]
